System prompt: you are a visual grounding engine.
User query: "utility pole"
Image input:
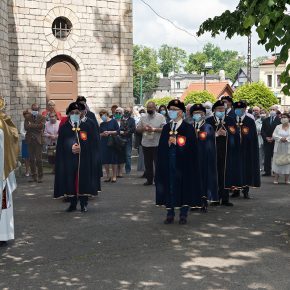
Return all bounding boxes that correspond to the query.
[247,34,252,83]
[140,75,143,105]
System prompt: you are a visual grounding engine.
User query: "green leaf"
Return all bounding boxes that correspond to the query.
[243,15,256,28]
[260,15,270,26]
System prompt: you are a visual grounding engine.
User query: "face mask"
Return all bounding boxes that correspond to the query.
[124,112,130,118]
[140,113,146,117]
[168,110,178,120]
[206,109,212,116]
[270,110,276,117]
[50,118,57,123]
[160,110,166,116]
[260,114,266,119]
[215,111,225,120]
[147,110,154,115]
[31,110,38,116]
[70,114,80,124]
[101,115,107,122]
[235,109,244,117]
[115,113,122,120]
[281,118,289,124]
[192,113,202,122]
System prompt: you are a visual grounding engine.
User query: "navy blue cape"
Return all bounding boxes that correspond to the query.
[195,122,219,202]
[54,119,99,198]
[238,116,261,187]
[155,121,203,208]
[206,116,242,188]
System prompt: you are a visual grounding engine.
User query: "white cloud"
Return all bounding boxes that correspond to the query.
[133,0,269,58]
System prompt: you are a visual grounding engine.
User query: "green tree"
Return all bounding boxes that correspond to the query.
[197,0,290,95]
[252,56,268,67]
[133,45,160,103]
[158,44,187,77]
[184,43,246,81]
[145,96,174,107]
[184,52,208,74]
[183,91,216,105]
[233,82,278,109]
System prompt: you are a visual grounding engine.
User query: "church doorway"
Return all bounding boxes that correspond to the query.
[46,55,78,114]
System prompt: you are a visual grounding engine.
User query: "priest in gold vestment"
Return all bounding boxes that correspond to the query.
[0,97,19,247]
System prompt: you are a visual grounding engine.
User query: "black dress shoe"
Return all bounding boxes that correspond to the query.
[179,217,187,225]
[210,201,220,206]
[0,241,8,247]
[243,192,250,199]
[104,178,111,182]
[66,206,77,212]
[164,216,174,224]
[81,206,88,213]
[221,201,234,206]
[143,181,153,186]
[262,173,271,176]
[231,190,240,198]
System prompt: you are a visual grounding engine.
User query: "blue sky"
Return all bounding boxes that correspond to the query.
[133,0,270,58]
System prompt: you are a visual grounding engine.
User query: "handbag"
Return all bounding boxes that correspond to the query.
[47,145,56,157]
[275,154,290,166]
[114,135,127,147]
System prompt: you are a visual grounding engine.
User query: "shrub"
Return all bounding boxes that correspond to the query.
[183,90,216,105]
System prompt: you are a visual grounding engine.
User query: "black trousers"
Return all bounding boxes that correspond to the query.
[142,146,158,184]
[264,142,274,175]
[70,196,88,208]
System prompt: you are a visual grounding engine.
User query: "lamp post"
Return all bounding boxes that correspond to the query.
[204,62,213,91]
[140,74,143,105]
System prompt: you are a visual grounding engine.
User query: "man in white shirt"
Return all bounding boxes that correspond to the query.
[137,102,166,185]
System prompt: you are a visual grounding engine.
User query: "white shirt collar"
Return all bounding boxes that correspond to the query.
[171,118,183,130]
[236,114,246,122]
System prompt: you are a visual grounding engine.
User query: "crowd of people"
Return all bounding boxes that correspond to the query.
[1,94,290,246]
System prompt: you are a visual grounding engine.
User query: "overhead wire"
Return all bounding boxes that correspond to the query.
[138,0,202,43]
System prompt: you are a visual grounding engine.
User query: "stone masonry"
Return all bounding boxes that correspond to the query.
[0,0,10,111]
[3,0,133,126]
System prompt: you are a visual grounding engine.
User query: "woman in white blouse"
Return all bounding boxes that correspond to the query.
[272,113,290,184]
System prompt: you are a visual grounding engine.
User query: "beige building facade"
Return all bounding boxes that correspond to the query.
[0,0,133,125]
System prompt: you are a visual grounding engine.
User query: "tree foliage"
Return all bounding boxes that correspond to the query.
[158,44,187,77]
[133,45,160,103]
[184,43,246,81]
[183,91,216,105]
[252,56,268,67]
[197,0,290,95]
[233,82,278,109]
[145,96,174,107]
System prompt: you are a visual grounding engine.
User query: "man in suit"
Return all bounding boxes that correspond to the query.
[221,95,236,119]
[24,104,46,183]
[261,105,281,176]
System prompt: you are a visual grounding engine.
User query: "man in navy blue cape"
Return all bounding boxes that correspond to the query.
[206,100,241,206]
[190,104,219,210]
[221,95,236,119]
[155,99,202,225]
[232,101,261,198]
[76,96,102,192]
[54,102,99,212]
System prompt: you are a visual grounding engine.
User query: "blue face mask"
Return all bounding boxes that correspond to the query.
[70,114,80,124]
[192,113,202,122]
[31,110,38,116]
[235,109,244,117]
[168,110,178,120]
[160,110,166,116]
[215,111,225,120]
[101,115,107,122]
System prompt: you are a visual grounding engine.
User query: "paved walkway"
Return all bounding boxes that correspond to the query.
[1,170,290,290]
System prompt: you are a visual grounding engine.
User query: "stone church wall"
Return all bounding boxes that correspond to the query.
[8,0,133,124]
[0,0,10,112]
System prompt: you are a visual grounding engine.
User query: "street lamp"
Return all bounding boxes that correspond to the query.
[204,62,213,91]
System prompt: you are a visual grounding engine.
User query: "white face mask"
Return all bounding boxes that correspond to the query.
[281,118,289,124]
